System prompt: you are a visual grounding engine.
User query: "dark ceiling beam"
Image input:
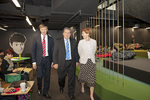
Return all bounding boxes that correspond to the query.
[58,10,81,31]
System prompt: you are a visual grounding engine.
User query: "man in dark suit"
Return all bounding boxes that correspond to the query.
[53,27,79,100]
[32,24,54,99]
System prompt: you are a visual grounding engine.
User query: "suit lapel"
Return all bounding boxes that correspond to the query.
[47,35,50,52]
[38,34,42,49]
[70,38,73,54]
[61,38,66,55]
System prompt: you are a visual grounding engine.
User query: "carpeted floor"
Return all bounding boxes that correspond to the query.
[31,68,101,100]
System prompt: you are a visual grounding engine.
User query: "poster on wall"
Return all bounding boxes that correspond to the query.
[9,32,27,55]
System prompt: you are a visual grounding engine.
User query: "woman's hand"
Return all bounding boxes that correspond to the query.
[12,69,19,72]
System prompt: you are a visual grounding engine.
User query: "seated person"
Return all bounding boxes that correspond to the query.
[0,58,16,100]
[126,44,135,50]
[0,48,4,59]
[1,49,20,81]
[0,86,16,100]
[134,43,141,49]
[111,46,118,54]
[97,45,103,54]
[103,46,111,54]
[119,44,125,50]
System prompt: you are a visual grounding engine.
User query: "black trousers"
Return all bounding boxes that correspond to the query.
[37,56,51,95]
[57,60,76,96]
[0,95,16,100]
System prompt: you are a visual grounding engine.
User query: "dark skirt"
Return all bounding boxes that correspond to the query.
[78,59,96,87]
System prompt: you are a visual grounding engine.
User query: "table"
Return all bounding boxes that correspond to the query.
[17,68,33,80]
[11,57,30,68]
[1,81,34,100]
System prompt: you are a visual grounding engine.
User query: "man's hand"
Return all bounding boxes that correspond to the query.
[76,62,79,67]
[3,87,15,93]
[32,64,37,70]
[53,64,58,69]
[51,62,53,68]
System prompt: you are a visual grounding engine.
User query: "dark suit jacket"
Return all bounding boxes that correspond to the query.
[53,37,79,70]
[32,34,54,65]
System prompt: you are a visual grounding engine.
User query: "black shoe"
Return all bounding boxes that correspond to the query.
[60,88,64,94]
[43,93,52,99]
[37,90,42,95]
[69,95,75,100]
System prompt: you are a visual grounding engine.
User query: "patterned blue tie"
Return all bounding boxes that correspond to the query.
[66,39,70,60]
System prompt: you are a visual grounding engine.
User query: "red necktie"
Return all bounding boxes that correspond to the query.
[42,36,46,57]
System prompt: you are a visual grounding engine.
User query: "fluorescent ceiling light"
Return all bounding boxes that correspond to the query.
[95,25,100,27]
[133,27,138,29]
[146,27,150,30]
[4,25,8,28]
[115,26,121,29]
[107,4,116,10]
[0,27,7,31]
[97,1,107,10]
[12,0,21,7]
[26,16,32,26]
[32,26,36,31]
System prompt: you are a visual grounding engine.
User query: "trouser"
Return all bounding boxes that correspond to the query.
[57,60,76,96]
[37,56,51,95]
[0,95,16,100]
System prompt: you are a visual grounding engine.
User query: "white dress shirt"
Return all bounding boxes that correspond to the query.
[64,38,72,60]
[41,34,49,57]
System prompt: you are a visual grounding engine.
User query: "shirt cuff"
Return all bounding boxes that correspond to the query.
[0,88,4,93]
[32,62,36,64]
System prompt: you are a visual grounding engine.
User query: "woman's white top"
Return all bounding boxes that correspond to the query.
[78,38,97,64]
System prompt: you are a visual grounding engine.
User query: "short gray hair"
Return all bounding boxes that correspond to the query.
[63,27,71,33]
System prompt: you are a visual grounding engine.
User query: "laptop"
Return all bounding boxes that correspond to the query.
[15,66,27,74]
[9,80,27,88]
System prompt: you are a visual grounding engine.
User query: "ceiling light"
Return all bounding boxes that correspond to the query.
[146,27,150,30]
[4,25,8,28]
[107,4,116,10]
[26,16,32,26]
[133,27,138,29]
[32,26,36,31]
[0,27,7,31]
[95,25,100,27]
[115,26,121,29]
[12,0,21,7]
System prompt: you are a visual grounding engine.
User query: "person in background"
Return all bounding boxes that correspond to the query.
[78,28,97,100]
[97,45,103,54]
[1,49,19,81]
[103,45,109,53]
[132,38,135,44]
[0,48,4,59]
[53,27,79,100]
[32,23,54,99]
[0,58,16,100]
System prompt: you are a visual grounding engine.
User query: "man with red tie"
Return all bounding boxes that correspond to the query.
[32,24,54,99]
